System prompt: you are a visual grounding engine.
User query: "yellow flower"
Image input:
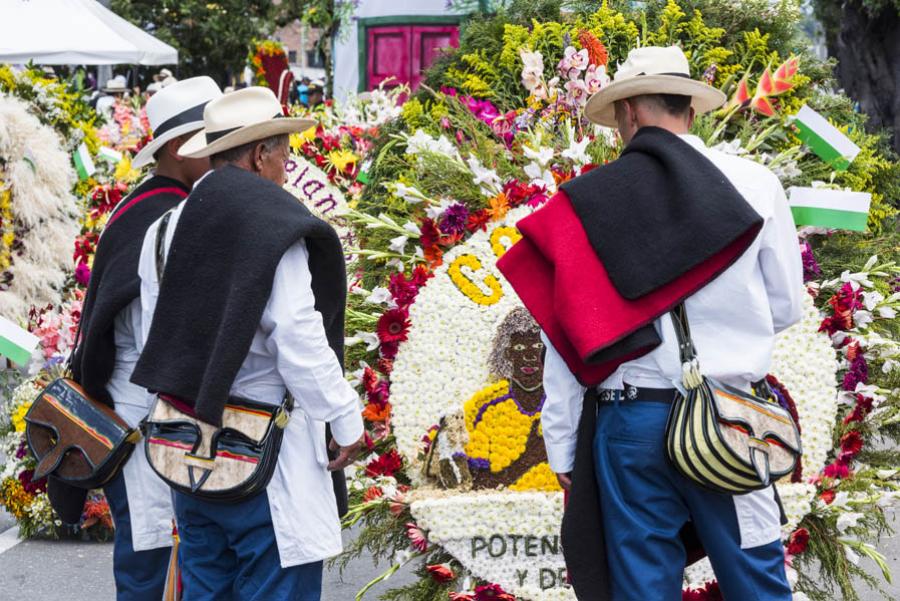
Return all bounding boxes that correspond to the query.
[11,401,32,433]
[114,156,140,183]
[328,149,358,174]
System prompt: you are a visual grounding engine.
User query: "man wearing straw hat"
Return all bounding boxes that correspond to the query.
[498,46,804,599]
[132,86,364,600]
[66,76,222,600]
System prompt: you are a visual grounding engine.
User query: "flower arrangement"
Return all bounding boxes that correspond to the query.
[331,2,900,600]
[247,39,288,87]
[0,94,80,320]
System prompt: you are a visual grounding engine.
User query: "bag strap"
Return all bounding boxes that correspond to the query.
[155,210,174,282]
[670,304,703,390]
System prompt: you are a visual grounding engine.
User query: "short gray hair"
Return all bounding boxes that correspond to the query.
[487,307,540,379]
[210,133,289,166]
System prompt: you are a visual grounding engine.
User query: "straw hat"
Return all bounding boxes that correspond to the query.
[132,76,223,168]
[584,46,725,128]
[179,87,315,159]
[102,75,128,94]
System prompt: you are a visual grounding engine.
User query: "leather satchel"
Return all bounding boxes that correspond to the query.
[141,208,293,502]
[25,378,140,488]
[665,303,802,494]
[142,394,292,503]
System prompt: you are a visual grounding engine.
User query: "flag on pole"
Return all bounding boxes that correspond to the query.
[97,146,123,164]
[0,315,39,366]
[788,186,871,232]
[792,105,860,171]
[73,142,96,180]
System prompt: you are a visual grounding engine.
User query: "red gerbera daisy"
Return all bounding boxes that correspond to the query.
[377,308,410,344]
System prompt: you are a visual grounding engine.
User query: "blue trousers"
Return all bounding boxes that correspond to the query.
[104,472,171,601]
[594,401,792,601]
[173,490,323,601]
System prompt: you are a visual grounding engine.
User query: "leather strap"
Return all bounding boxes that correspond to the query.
[155,210,174,282]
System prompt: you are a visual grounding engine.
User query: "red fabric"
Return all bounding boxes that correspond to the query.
[106,187,188,228]
[497,190,759,386]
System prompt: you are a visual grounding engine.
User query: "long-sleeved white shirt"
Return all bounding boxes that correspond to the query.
[540,134,805,475]
[105,298,175,552]
[138,196,364,567]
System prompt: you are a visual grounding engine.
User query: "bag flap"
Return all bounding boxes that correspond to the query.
[707,379,801,453]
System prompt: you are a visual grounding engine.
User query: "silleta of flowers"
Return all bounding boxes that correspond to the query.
[336,3,900,601]
[0,94,79,319]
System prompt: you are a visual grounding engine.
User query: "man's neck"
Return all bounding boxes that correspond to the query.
[153,163,190,188]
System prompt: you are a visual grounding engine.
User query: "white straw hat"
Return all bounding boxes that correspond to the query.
[102,75,128,93]
[179,87,315,159]
[132,76,223,168]
[584,46,725,128]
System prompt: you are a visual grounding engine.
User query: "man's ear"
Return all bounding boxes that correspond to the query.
[163,137,186,163]
[687,106,696,129]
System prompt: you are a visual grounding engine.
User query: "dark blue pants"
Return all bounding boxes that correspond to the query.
[104,472,171,601]
[594,401,793,601]
[173,490,323,601]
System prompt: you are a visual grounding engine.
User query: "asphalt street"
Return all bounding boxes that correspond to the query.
[0,509,897,600]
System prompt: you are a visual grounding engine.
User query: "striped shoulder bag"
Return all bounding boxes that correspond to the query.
[664,303,802,494]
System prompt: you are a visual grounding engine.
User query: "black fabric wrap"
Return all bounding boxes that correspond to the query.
[131,164,347,428]
[561,126,763,300]
[560,390,610,601]
[71,175,189,408]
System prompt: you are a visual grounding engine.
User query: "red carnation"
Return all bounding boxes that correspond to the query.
[377,357,394,375]
[426,564,455,583]
[365,449,403,478]
[466,209,491,233]
[820,489,836,504]
[786,527,809,555]
[377,309,410,344]
[823,461,851,479]
[362,366,379,394]
[474,584,515,601]
[419,218,441,249]
[449,593,475,601]
[839,430,864,458]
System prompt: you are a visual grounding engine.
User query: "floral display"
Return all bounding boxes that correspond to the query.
[0,94,80,319]
[247,39,289,88]
[334,3,900,601]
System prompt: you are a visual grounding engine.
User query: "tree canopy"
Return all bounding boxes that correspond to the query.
[110,0,275,84]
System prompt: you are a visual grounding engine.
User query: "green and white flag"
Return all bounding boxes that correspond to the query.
[0,315,39,366]
[97,146,123,164]
[73,142,96,180]
[788,186,871,232]
[793,105,860,171]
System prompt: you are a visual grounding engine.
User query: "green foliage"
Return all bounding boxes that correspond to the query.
[110,0,275,84]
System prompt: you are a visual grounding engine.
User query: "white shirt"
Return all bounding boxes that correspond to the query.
[138,196,364,567]
[540,134,805,475]
[105,298,175,552]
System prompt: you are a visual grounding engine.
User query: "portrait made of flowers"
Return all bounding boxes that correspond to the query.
[389,206,572,598]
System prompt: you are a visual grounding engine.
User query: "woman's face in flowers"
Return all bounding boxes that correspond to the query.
[506,330,544,389]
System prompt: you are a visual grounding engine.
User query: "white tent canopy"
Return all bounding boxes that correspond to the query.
[0,0,177,65]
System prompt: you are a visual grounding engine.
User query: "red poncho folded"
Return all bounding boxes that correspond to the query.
[497,190,761,386]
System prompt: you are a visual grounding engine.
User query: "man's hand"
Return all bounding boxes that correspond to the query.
[327,435,364,471]
[556,472,572,491]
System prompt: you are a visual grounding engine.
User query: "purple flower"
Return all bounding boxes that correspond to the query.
[15,440,28,459]
[468,457,490,470]
[75,262,91,286]
[842,353,869,392]
[800,242,821,282]
[439,203,469,236]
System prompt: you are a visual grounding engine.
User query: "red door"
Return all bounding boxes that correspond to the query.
[367,24,459,92]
